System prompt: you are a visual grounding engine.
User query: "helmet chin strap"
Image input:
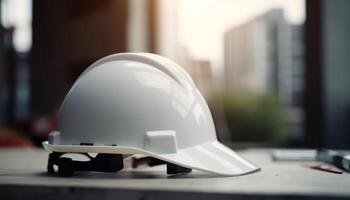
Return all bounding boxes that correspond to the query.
[47,152,191,177]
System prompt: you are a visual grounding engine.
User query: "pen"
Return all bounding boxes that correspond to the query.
[317,149,350,172]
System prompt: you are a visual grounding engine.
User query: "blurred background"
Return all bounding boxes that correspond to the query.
[0,0,349,149]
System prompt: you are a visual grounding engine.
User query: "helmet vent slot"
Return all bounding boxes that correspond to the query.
[80,143,94,146]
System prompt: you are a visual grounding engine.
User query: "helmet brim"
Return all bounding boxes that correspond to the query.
[43,141,259,176]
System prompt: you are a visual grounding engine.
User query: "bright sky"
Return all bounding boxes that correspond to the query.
[177,0,305,68]
[0,0,305,59]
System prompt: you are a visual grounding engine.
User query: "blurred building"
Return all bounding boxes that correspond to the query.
[0,26,18,124]
[176,46,214,98]
[189,59,214,97]
[290,24,304,107]
[31,0,128,114]
[0,0,32,124]
[150,0,215,98]
[224,9,304,107]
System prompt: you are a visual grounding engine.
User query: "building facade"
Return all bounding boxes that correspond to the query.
[224,9,304,107]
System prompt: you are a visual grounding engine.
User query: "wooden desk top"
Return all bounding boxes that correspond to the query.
[0,148,349,200]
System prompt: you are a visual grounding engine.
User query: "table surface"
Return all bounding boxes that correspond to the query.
[0,148,349,200]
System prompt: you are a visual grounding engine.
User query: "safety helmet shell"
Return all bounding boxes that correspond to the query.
[43,53,259,176]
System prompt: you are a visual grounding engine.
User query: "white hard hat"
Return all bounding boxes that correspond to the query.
[42,53,259,176]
